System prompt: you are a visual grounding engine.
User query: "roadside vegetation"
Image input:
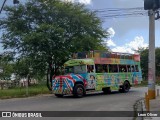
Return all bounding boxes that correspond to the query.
[137,48,160,81]
[0,0,160,99]
[0,0,108,93]
[135,48,160,87]
[133,78,160,87]
[0,0,108,99]
[0,84,49,99]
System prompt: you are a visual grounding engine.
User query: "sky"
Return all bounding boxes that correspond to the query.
[0,0,160,53]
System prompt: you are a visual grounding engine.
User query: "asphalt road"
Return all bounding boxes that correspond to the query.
[0,87,150,120]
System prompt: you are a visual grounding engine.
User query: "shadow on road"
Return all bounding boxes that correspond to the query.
[53,90,138,99]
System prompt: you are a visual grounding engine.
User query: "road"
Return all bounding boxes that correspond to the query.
[0,87,149,120]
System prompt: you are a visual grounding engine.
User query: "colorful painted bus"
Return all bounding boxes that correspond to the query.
[52,51,142,97]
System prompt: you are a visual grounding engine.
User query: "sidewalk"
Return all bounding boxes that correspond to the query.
[150,96,160,111]
[142,90,160,120]
[135,89,160,120]
[149,96,160,120]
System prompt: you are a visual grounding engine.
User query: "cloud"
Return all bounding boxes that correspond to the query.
[78,0,92,4]
[126,36,148,50]
[112,46,133,53]
[63,0,92,4]
[103,27,116,46]
[106,39,116,47]
[63,0,75,3]
[107,27,115,38]
[111,36,148,53]
[105,28,148,53]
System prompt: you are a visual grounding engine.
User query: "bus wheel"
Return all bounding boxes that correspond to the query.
[120,81,130,93]
[55,94,63,98]
[73,84,85,98]
[102,87,111,94]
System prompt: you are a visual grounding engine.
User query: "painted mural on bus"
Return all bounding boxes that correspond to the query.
[52,51,142,97]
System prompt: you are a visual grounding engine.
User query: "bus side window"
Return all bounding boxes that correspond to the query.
[96,64,106,73]
[87,65,94,73]
[135,65,139,72]
[95,64,108,73]
[95,64,102,73]
[119,65,127,72]
[108,65,118,73]
[102,64,107,72]
[127,65,131,72]
[108,65,112,73]
[131,66,135,72]
[113,65,118,72]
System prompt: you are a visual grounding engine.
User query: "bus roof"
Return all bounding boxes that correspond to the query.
[72,51,140,61]
[64,59,94,66]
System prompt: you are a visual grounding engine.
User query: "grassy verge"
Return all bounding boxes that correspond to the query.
[0,84,50,99]
[133,80,160,87]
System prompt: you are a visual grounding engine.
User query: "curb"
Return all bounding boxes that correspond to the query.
[133,98,143,120]
[134,98,152,120]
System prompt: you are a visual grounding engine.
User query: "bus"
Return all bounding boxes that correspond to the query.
[52,50,142,97]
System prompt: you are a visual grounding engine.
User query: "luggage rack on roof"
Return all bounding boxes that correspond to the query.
[72,50,139,60]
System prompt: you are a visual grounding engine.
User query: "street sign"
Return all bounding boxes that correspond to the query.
[144,0,160,10]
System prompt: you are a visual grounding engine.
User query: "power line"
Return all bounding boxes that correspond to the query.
[0,0,7,14]
[94,7,144,12]
[92,7,148,19]
[93,7,144,10]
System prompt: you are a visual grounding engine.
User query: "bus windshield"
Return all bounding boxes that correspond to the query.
[65,65,86,74]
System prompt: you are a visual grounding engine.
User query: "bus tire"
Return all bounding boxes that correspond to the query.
[55,94,63,97]
[120,81,130,93]
[73,84,85,98]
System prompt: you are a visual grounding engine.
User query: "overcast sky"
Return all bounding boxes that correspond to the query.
[0,0,160,53]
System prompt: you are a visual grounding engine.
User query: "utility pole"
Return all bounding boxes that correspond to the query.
[144,0,160,99]
[148,10,156,99]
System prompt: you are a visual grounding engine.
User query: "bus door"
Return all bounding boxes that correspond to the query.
[131,65,142,85]
[86,65,96,89]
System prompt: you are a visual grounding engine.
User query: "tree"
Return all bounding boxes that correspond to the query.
[0,0,108,91]
[155,48,160,77]
[0,52,14,80]
[137,48,148,80]
[137,47,160,80]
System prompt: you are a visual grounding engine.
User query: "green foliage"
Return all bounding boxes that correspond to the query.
[13,58,29,77]
[0,52,15,80]
[138,48,148,80]
[0,0,108,90]
[155,48,160,76]
[137,47,160,80]
[0,84,49,99]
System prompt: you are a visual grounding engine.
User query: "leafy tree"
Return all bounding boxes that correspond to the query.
[137,47,160,80]
[0,0,108,90]
[0,52,14,80]
[137,48,148,80]
[155,48,160,77]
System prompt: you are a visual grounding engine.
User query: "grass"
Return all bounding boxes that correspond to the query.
[133,79,160,87]
[0,84,50,99]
